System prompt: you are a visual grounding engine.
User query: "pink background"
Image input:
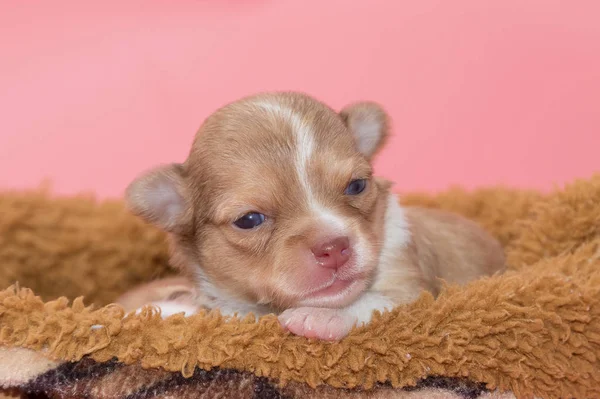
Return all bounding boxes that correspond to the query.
[1,0,598,199]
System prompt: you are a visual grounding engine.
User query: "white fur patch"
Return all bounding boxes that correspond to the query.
[377,194,411,273]
[344,291,395,325]
[137,301,198,318]
[312,204,346,232]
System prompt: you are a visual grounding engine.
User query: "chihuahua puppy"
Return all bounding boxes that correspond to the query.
[120,92,505,340]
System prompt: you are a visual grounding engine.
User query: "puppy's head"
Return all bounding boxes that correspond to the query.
[126,92,392,310]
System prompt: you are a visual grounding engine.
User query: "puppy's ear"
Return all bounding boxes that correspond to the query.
[125,163,192,233]
[340,102,389,159]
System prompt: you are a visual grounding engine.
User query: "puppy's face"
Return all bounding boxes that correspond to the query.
[126,93,391,310]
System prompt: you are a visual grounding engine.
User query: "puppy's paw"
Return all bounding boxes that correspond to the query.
[152,301,199,318]
[278,307,357,341]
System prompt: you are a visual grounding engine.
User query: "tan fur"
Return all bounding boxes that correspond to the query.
[120,91,505,339]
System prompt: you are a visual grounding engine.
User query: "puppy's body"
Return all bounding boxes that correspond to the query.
[119,92,505,340]
[376,205,505,302]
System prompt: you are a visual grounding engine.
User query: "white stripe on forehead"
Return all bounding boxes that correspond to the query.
[253,100,314,197]
[253,98,346,231]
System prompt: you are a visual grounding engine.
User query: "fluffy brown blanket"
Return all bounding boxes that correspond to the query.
[0,176,598,399]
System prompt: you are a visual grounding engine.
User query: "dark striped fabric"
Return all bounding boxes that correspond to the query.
[0,352,516,399]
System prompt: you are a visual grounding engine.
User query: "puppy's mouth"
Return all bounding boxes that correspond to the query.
[296,275,367,308]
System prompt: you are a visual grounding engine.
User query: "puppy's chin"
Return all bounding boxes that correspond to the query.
[269,261,376,309]
[294,277,369,308]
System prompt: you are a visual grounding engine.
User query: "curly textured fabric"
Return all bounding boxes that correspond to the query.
[0,176,599,399]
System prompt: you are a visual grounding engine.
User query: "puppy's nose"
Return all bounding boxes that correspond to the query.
[311,236,351,269]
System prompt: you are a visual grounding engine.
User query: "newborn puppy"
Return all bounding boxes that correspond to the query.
[120,92,505,340]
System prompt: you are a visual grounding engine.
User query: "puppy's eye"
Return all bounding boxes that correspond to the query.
[233,212,265,229]
[344,179,367,195]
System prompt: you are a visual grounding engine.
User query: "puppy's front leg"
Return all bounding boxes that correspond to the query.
[117,277,202,318]
[278,292,395,341]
